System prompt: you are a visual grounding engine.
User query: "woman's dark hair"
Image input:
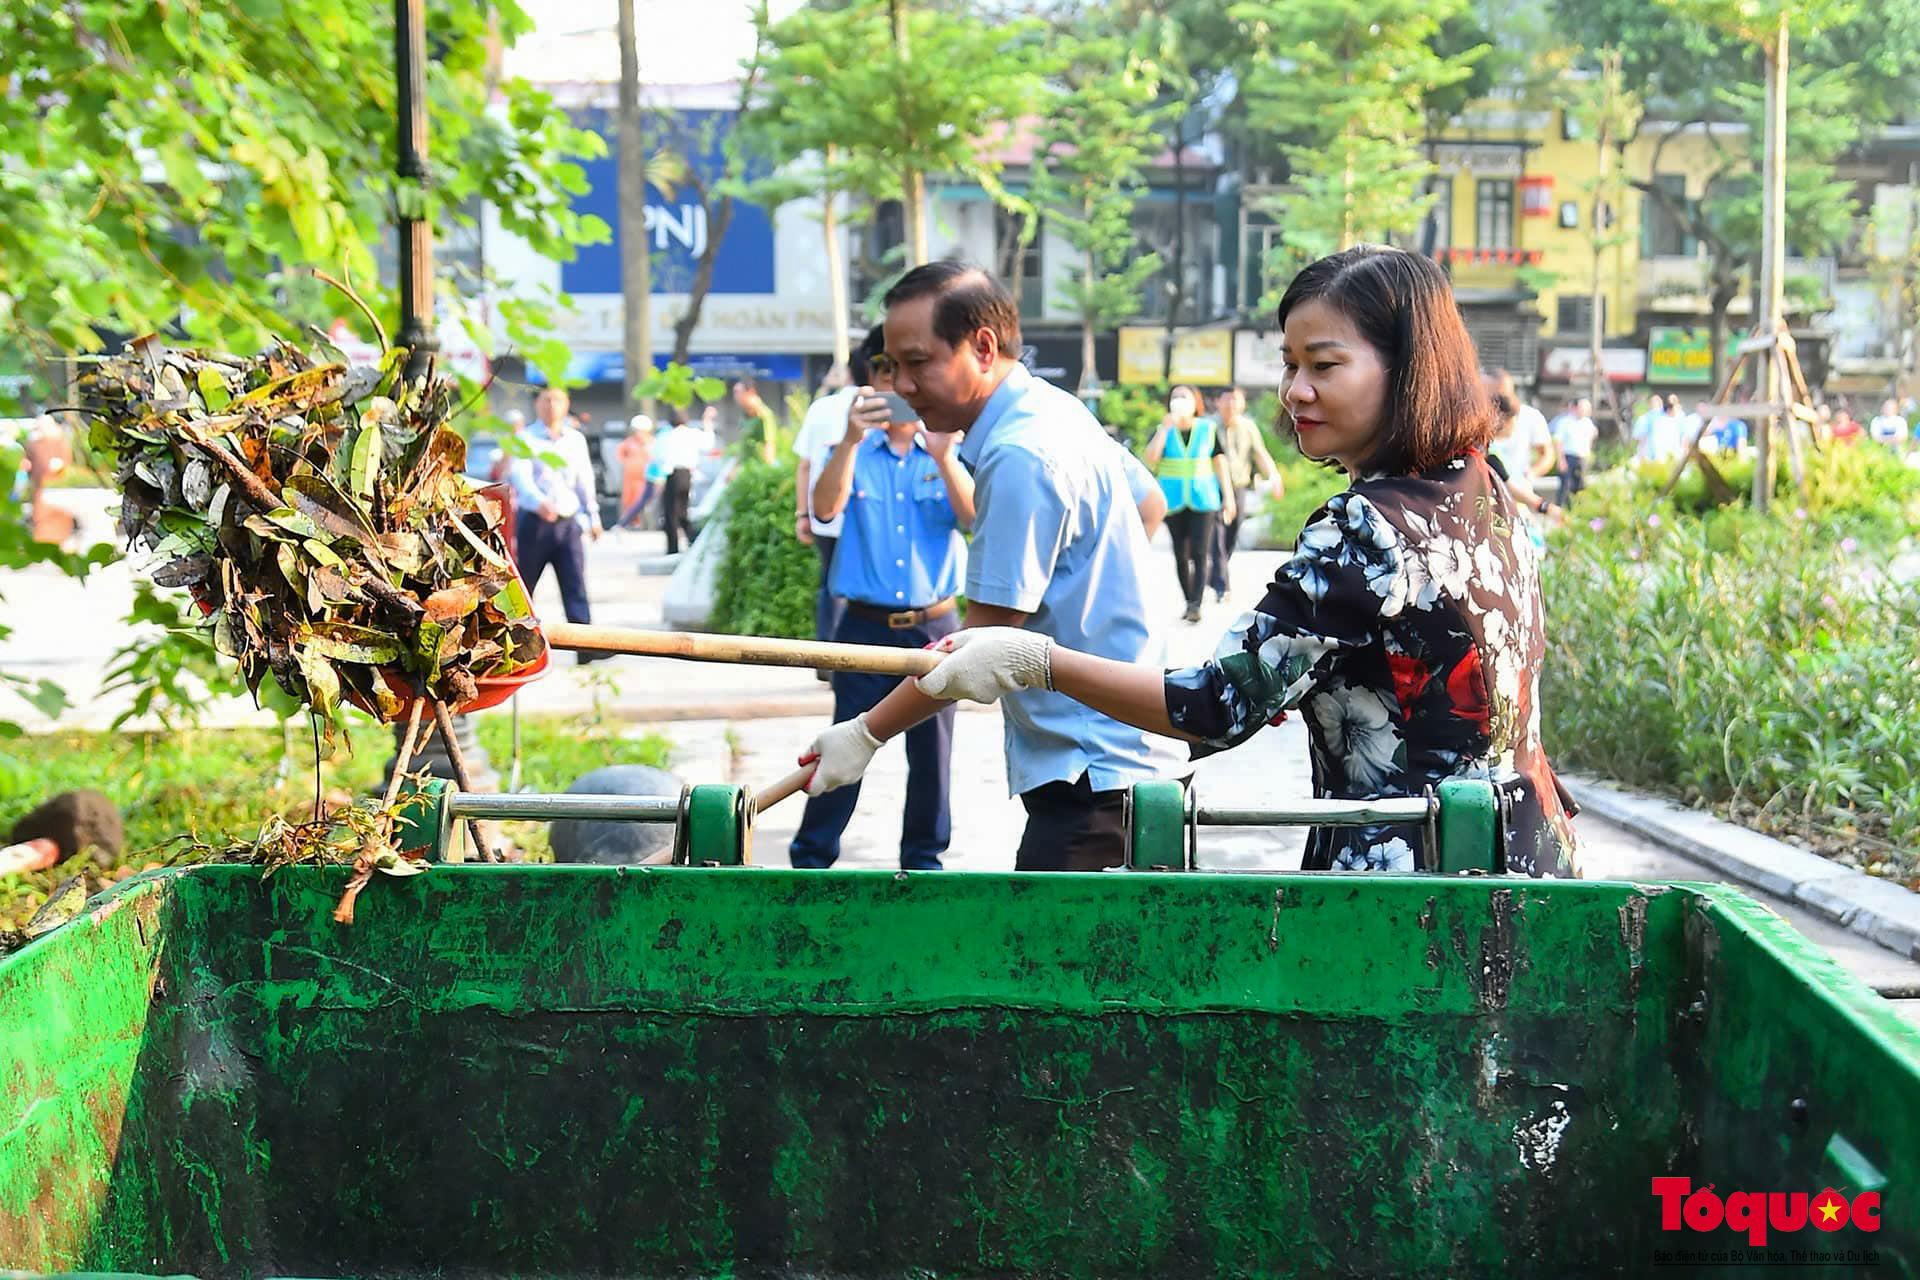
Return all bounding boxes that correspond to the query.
[1275,245,1494,473]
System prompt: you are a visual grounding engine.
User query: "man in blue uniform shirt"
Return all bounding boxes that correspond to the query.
[794,264,1183,870]
[788,327,976,870]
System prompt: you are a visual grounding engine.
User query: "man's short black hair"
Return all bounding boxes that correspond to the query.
[854,324,887,382]
[882,260,1021,353]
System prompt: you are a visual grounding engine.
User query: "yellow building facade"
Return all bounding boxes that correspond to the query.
[1427,97,1744,394]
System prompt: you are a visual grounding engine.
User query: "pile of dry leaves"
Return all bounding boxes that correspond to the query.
[81,334,544,726]
[75,331,538,919]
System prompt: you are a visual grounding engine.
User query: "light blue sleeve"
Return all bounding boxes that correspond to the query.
[506,442,544,510]
[574,464,598,525]
[964,446,1070,615]
[1118,445,1156,505]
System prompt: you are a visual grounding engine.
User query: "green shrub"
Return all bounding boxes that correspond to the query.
[0,715,672,927]
[710,460,818,639]
[1259,444,1349,547]
[1096,384,1168,454]
[1542,515,1920,880]
[1599,445,1920,546]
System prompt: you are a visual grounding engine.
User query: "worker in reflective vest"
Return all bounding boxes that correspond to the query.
[1143,385,1235,623]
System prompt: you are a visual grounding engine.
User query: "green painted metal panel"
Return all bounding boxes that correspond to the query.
[1126,779,1187,869]
[388,777,450,858]
[1436,776,1500,872]
[0,868,1915,1278]
[683,783,747,865]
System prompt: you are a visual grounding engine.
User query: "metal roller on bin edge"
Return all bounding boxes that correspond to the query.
[392,778,754,867]
[1125,776,1506,872]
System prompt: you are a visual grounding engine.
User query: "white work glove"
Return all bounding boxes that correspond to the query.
[914,627,1054,705]
[800,713,884,795]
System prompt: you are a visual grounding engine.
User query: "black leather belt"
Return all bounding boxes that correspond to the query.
[844,596,958,629]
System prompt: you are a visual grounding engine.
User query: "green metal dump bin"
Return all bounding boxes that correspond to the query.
[3,864,1917,1277]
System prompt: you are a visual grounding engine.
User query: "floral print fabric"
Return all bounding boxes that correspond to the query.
[1164,452,1579,875]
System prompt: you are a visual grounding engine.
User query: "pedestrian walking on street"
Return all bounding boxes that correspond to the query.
[1870,398,1910,448]
[615,416,656,529]
[788,330,975,870]
[1491,369,1559,484]
[914,245,1580,878]
[1144,385,1236,623]
[1207,387,1283,603]
[652,413,701,554]
[1551,396,1597,506]
[507,389,605,656]
[791,261,1184,872]
[733,379,778,463]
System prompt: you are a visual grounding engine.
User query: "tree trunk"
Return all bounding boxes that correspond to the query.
[1587,56,1613,416]
[1006,210,1030,315]
[887,0,929,266]
[1753,13,1789,512]
[904,169,929,266]
[1707,279,1735,409]
[823,160,850,372]
[671,192,734,365]
[1162,111,1188,383]
[1341,130,1357,250]
[1082,243,1098,393]
[617,0,652,412]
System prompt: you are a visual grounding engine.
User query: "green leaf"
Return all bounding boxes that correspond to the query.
[301,538,345,569]
[21,678,71,720]
[297,643,341,721]
[350,423,381,500]
[196,366,232,411]
[446,513,509,569]
[302,624,403,664]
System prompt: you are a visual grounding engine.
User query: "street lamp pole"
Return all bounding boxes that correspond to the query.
[383,0,497,795]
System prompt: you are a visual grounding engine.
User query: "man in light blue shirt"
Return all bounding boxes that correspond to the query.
[788,326,974,869]
[507,389,603,651]
[796,263,1184,870]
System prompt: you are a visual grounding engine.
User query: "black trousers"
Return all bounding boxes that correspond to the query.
[512,513,591,624]
[661,467,694,554]
[813,534,844,643]
[1015,774,1130,871]
[1165,507,1218,610]
[1559,455,1587,506]
[1208,486,1252,595]
[789,609,958,869]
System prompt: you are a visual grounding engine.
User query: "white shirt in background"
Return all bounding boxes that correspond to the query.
[1514,403,1555,472]
[1555,413,1599,459]
[791,386,858,537]
[1870,413,1909,445]
[653,422,709,473]
[1647,412,1685,462]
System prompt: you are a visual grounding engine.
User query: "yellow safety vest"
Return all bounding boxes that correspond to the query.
[1155,418,1223,513]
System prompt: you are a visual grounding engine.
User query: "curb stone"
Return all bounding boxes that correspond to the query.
[1566,776,1920,963]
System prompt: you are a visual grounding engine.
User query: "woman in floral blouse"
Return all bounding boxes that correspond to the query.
[917,245,1579,876]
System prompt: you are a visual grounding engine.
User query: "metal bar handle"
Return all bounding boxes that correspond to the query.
[447,792,682,823]
[1194,798,1435,827]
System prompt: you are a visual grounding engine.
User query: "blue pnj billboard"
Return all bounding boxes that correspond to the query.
[562,109,777,297]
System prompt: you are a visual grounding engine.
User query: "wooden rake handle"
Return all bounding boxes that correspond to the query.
[751,765,816,815]
[546,622,943,680]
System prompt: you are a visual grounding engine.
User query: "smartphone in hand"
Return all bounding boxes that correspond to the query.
[866,391,920,424]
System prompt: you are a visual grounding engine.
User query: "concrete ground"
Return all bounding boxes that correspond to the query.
[5,496,1917,1024]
